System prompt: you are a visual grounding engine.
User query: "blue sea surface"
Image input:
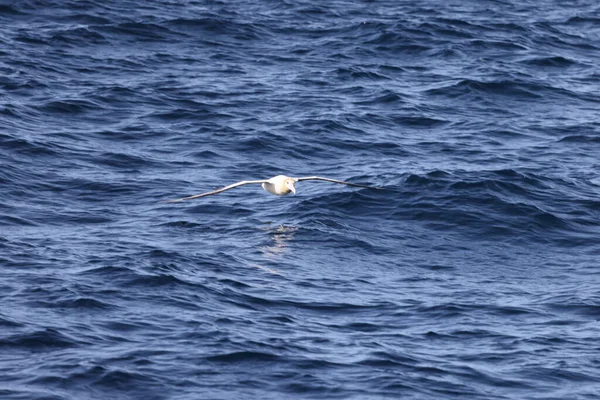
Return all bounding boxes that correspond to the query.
[1,0,600,399]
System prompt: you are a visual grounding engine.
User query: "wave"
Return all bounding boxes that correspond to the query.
[0,329,80,350]
[520,55,579,67]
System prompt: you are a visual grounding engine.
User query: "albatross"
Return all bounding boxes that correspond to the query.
[165,175,380,202]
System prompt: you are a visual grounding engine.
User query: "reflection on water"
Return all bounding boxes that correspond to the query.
[261,224,299,259]
[251,225,299,275]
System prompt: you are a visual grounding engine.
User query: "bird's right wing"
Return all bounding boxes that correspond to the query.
[163,180,268,203]
[295,176,381,190]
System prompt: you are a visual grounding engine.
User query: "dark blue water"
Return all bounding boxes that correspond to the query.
[2,0,600,398]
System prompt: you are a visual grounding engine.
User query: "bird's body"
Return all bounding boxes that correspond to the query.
[261,175,295,196]
[164,174,380,203]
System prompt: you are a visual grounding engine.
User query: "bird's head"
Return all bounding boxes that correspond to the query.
[284,178,297,195]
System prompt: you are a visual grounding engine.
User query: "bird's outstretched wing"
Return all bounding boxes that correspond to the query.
[294,176,381,189]
[163,180,268,202]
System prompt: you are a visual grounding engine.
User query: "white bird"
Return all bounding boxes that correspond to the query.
[165,175,380,203]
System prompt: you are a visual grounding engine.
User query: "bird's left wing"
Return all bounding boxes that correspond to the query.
[294,176,381,189]
[163,180,268,203]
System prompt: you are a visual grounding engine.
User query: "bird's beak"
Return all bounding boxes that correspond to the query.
[290,184,296,195]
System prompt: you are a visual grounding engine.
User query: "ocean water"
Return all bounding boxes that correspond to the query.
[1,0,600,399]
